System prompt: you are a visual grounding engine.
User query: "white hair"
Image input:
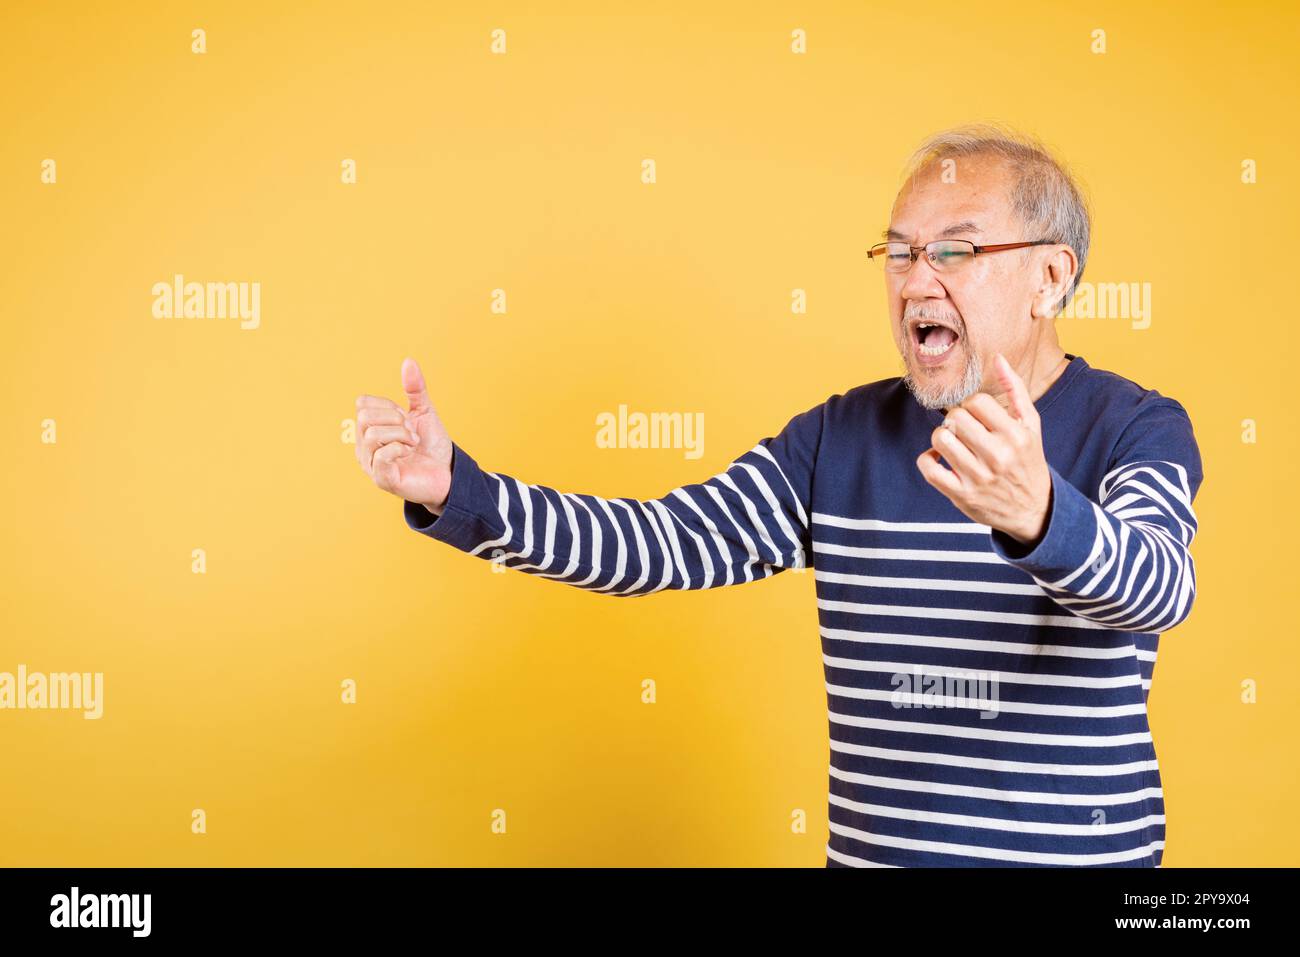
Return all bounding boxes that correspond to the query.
[899,122,1092,315]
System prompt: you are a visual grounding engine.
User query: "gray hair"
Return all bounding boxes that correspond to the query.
[898,123,1092,315]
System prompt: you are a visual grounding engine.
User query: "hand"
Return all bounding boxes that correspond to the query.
[915,352,1052,545]
[355,357,455,515]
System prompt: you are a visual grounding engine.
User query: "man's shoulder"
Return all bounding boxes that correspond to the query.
[822,374,911,418]
[787,375,914,441]
[1068,356,1192,424]
[1062,357,1201,489]
[764,374,911,455]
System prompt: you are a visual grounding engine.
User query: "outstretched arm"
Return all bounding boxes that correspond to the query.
[356,358,822,596]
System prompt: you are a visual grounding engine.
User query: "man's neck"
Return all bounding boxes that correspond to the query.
[1025,347,1070,404]
[985,346,1069,414]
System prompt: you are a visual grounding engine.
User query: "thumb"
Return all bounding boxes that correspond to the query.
[994,352,1033,425]
[401,357,433,414]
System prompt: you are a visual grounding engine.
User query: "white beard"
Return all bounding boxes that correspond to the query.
[902,347,984,411]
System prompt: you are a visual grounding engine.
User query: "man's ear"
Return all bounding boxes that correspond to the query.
[1031,245,1078,318]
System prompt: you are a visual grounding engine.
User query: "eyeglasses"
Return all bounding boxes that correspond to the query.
[867,239,1055,273]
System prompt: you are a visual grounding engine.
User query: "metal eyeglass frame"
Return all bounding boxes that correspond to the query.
[868,239,1055,272]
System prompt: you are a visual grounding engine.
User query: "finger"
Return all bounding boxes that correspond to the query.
[371,439,412,486]
[994,353,1036,427]
[917,448,963,498]
[357,407,411,432]
[358,426,418,476]
[356,394,402,411]
[941,405,1003,471]
[402,357,433,414]
[363,425,420,449]
[931,424,989,484]
[957,392,1017,436]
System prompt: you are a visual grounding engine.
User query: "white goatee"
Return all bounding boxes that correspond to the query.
[902,347,984,411]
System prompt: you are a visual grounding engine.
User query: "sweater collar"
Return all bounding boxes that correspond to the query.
[921,353,1086,425]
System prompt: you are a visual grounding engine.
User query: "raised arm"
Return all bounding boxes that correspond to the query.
[356,358,822,596]
[988,397,1204,633]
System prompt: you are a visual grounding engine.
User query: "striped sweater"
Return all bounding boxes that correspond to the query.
[404,353,1204,867]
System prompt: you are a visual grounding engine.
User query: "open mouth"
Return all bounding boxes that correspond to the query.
[909,318,960,358]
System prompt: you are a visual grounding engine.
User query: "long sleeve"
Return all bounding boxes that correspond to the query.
[988,397,1203,633]
[403,402,823,596]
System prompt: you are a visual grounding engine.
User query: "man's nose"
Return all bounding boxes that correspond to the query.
[899,251,947,301]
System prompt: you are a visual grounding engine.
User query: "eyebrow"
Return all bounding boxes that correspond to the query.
[883,220,984,241]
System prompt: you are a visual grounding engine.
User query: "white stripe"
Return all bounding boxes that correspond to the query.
[815,570,1043,595]
[670,488,737,587]
[828,738,1159,777]
[752,444,809,529]
[829,791,1165,836]
[818,598,1108,630]
[820,626,1140,660]
[716,472,784,570]
[829,763,1163,807]
[823,654,1144,690]
[703,484,762,583]
[734,460,804,559]
[828,709,1154,748]
[592,497,630,592]
[825,842,897,867]
[1046,529,1154,621]
[467,472,517,558]
[1101,460,1192,511]
[508,490,560,575]
[645,499,693,588]
[814,542,1006,563]
[811,514,989,533]
[625,499,675,594]
[829,820,1164,866]
[564,495,604,586]
[652,499,716,588]
[611,498,651,593]
[553,493,582,579]
[826,683,1149,719]
[508,490,600,584]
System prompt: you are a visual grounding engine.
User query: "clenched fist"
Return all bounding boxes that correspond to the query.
[355,357,454,516]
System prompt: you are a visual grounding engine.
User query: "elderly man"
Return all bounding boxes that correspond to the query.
[355,124,1203,868]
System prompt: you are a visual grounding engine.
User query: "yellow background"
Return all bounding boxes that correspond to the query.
[1,0,1296,866]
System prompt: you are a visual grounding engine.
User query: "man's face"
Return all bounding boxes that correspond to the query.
[884,156,1039,410]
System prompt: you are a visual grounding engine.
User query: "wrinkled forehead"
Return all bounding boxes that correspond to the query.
[887,156,1018,243]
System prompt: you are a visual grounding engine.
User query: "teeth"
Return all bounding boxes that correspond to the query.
[913,319,957,357]
[918,337,955,357]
